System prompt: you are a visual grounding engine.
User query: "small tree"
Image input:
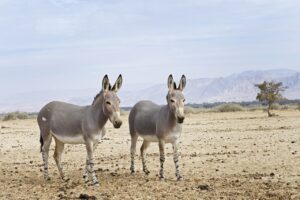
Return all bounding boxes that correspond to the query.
[255,81,286,117]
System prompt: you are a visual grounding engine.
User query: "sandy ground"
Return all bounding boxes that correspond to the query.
[0,110,300,200]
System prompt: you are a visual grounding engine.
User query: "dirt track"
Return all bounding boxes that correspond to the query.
[0,110,299,199]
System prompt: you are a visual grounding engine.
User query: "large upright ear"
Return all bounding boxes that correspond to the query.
[102,75,110,92]
[178,75,186,91]
[112,74,123,92]
[167,74,176,91]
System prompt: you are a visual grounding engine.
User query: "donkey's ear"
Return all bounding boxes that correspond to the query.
[178,75,186,91]
[167,74,175,91]
[112,74,123,92]
[102,75,110,92]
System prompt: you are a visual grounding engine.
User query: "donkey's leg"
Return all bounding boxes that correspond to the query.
[41,134,52,181]
[172,141,183,181]
[85,141,99,186]
[130,135,138,174]
[53,139,65,180]
[83,138,100,183]
[140,140,151,175]
[158,140,166,181]
[83,157,89,183]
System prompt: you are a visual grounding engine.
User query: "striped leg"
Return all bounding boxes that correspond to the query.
[53,139,65,180]
[130,135,138,174]
[140,141,150,175]
[172,142,183,181]
[85,141,99,186]
[42,137,52,181]
[158,140,165,181]
[83,158,90,183]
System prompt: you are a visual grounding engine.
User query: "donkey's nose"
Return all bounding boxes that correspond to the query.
[113,121,122,128]
[177,117,185,124]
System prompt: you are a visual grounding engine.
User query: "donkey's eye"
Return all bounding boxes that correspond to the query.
[170,99,175,103]
[106,101,111,105]
[183,99,186,102]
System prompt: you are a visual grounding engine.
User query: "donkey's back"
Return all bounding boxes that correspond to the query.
[37,101,86,134]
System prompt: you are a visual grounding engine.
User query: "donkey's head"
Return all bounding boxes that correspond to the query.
[166,74,186,124]
[101,74,123,128]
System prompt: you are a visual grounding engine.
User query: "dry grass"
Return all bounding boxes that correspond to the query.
[0,111,300,199]
[210,103,244,112]
[2,111,31,121]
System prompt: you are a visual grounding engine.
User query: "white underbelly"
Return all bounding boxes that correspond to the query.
[139,132,181,143]
[140,135,159,142]
[51,131,85,144]
[165,132,181,143]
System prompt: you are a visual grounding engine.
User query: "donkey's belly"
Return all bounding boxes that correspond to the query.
[51,131,85,144]
[164,131,181,143]
[140,134,159,142]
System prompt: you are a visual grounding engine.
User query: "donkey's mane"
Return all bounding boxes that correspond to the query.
[92,90,103,105]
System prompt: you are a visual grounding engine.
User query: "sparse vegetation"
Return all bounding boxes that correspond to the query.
[255,81,287,117]
[212,103,244,112]
[2,112,36,121]
[120,109,130,116]
[298,102,300,110]
[184,106,203,114]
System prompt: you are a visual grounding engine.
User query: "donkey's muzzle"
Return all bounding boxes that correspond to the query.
[177,117,185,124]
[113,121,122,128]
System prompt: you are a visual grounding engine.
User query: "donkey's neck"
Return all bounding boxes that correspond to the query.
[89,93,108,130]
[163,105,177,128]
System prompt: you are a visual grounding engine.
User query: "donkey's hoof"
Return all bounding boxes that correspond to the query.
[144,170,150,175]
[130,170,136,174]
[62,177,70,182]
[44,177,51,181]
[177,176,183,181]
[159,177,165,182]
[92,181,100,187]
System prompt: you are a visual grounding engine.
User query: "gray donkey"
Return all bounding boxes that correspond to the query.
[129,74,186,181]
[37,74,123,186]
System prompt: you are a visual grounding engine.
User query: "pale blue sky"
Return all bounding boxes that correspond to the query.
[0,0,300,96]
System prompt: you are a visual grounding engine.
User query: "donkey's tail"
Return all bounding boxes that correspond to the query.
[40,134,44,153]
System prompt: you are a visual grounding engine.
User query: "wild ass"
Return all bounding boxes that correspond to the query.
[37,75,123,186]
[129,74,186,181]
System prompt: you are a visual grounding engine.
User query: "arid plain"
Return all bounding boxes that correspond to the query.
[0,110,299,199]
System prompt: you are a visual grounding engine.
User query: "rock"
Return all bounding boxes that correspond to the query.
[194,184,211,191]
[79,194,97,200]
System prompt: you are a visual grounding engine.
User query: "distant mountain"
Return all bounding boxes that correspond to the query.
[120,69,300,106]
[0,69,299,112]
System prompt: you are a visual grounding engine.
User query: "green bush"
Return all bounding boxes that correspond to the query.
[2,112,30,121]
[213,103,244,112]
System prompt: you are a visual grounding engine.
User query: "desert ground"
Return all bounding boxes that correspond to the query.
[0,110,299,200]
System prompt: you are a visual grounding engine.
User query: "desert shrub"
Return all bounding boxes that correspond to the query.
[2,112,29,121]
[280,105,289,110]
[212,103,244,112]
[270,103,280,110]
[255,81,286,117]
[247,105,264,112]
[298,102,300,111]
[184,106,203,114]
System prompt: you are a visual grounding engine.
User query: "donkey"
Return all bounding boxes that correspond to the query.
[37,74,123,186]
[129,74,186,181]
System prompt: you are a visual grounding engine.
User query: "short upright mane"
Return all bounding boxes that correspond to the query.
[92,90,103,105]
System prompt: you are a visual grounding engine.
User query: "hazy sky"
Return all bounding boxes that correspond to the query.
[0,0,300,96]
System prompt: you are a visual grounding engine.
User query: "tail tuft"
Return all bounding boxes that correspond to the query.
[40,134,44,152]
